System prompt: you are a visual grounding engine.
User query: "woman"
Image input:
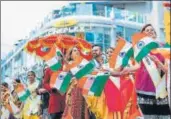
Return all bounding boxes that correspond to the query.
[125,24,170,118]
[22,71,41,119]
[36,65,51,119]
[8,79,24,119]
[42,63,66,119]
[1,82,11,119]
[62,46,89,119]
[103,47,141,119]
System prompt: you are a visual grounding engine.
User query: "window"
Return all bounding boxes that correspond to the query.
[85,32,94,43]
[93,4,105,17]
[138,14,144,23]
[104,34,111,44]
[96,33,103,43]
[116,25,124,37]
[106,6,112,18]
[125,27,138,42]
[67,33,75,36]
[127,11,136,22]
[114,8,125,20]
[76,4,93,15]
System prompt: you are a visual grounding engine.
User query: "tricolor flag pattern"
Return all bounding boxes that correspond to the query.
[70,58,95,79]
[50,71,72,93]
[151,43,170,60]
[78,72,109,96]
[16,84,31,102]
[132,33,167,99]
[132,33,159,62]
[109,37,133,69]
[42,46,62,71]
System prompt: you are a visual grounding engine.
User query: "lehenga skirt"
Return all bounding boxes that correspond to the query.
[137,93,171,119]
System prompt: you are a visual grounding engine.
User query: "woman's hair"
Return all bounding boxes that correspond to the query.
[141,24,157,35]
[15,79,21,83]
[27,71,36,77]
[2,82,8,88]
[106,47,114,53]
[66,46,78,61]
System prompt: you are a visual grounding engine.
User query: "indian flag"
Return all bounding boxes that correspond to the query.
[78,75,96,95]
[78,72,109,96]
[70,58,95,79]
[16,84,31,102]
[109,37,133,69]
[132,33,159,62]
[50,71,72,93]
[89,72,110,96]
[43,46,62,71]
[151,43,170,59]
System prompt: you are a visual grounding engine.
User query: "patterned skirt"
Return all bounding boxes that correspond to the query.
[63,87,87,119]
[137,93,171,119]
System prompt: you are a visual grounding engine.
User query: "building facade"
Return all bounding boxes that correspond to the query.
[1,1,165,82]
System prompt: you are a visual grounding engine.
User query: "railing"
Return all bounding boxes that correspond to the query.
[114,8,147,24]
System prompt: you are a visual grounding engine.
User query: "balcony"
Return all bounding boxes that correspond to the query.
[114,8,147,24]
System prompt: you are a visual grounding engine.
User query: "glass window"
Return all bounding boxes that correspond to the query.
[76,4,93,15]
[70,3,76,14]
[96,33,103,43]
[104,27,111,34]
[67,33,75,36]
[52,10,61,19]
[138,14,144,23]
[60,5,76,17]
[116,25,124,37]
[93,4,105,17]
[106,6,112,18]
[114,8,125,20]
[104,34,111,44]
[125,27,138,42]
[127,11,136,22]
[104,43,111,50]
[85,32,94,43]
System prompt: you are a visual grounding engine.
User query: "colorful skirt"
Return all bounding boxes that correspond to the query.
[137,93,171,119]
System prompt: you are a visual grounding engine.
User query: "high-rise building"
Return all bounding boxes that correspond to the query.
[1,1,166,82]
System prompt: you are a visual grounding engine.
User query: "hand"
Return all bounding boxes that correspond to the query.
[149,55,160,63]
[110,70,121,77]
[120,67,130,75]
[38,88,47,94]
[15,109,21,115]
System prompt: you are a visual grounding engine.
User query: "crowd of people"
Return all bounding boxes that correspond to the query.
[1,23,171,119]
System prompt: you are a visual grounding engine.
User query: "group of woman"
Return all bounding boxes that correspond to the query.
[1,23,170,119]
[1,71,41,119]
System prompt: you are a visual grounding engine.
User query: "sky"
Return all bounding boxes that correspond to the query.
[1,1,69,59]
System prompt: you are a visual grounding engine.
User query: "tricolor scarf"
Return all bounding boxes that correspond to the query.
[70,57,95,80]
[132,33,167,99]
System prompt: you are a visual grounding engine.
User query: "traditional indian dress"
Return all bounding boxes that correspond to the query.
[85,58,141,119]
[135,53,171,119]
[62,56,89,119]
[22,80,41,119]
